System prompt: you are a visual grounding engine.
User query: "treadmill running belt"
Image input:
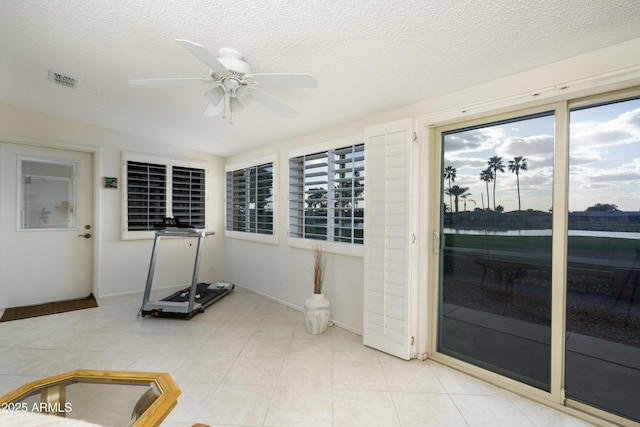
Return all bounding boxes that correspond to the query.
[163,283,229,304]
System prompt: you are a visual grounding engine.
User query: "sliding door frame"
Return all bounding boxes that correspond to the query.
[419,83,640,427]
[426,102,567,402]
[550,101,570,405]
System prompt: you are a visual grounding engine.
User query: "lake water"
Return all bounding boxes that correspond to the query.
[444,228,640,240]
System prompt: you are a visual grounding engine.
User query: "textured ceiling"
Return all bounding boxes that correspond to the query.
[1,1,640,157]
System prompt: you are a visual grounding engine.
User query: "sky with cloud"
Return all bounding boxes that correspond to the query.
[443,97,640,212]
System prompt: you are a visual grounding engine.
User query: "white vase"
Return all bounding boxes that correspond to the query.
[304,293,330,334]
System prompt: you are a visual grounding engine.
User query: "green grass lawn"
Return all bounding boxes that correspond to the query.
[445,233,640,268]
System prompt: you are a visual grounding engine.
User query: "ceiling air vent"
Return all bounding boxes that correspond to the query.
[48,70,78,89]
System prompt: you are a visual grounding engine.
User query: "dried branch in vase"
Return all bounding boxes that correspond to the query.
[313,243,326,294]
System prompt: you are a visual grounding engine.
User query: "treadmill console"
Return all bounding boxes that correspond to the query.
[155,217,195,229]
[164,217,178,226]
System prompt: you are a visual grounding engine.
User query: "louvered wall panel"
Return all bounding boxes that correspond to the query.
[363,119,413,359]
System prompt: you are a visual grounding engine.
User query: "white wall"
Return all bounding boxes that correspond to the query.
[1,37,638,327]
[224,132,368,333]
[0,104,226,308]
[224,37,640,336]
[226,237,365,333]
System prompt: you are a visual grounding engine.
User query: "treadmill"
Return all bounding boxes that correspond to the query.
[139,219,233,319]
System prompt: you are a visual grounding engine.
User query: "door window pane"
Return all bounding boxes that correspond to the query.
[566,97,640,422]
[19,157,78,230]
[438,112,555,391]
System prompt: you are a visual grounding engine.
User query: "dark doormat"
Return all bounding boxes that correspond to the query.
[0,294,98,322]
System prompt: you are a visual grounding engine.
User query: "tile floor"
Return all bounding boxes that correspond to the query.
[0,286,596,427]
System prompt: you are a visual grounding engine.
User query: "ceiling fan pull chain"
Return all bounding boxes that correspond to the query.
[221,93,228,121]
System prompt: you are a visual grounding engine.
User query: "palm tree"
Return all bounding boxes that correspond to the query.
[445,185,471,213]
[479,168,493,210]
[461,193,473,211]
[443,165,456,214]
[508,156,528,211]
[487,156,505,210]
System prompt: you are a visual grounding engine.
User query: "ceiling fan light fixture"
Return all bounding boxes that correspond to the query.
[205,87,225,105]
[230,97,244,113]
[238,93,253,104]
[130,39,317,122]
[203,101,223,117]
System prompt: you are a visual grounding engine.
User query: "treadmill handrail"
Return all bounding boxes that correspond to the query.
[154,228,215,238]
[139,228,215,319]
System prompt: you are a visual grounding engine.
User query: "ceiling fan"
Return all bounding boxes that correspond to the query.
[129,39,318,123]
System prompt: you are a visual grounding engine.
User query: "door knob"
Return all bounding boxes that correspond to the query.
[78,233,91,239]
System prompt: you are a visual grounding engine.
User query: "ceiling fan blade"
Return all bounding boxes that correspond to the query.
[128,77,214,85]
[249,73,318,88]
[175,39,230,77]
[251,90,297,119]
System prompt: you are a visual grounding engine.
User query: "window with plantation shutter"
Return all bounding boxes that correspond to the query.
[123,153,207,239]
[225,162,274,235]
[333,144,365,243]
[289,143,364,244]
[126,161,167,231]
[172,165,205,228]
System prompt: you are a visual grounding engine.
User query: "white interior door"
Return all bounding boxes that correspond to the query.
[363,119,415,360]
[0,142,93,308]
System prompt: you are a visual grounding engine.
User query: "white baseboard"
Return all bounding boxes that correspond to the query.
[232,282,363,336]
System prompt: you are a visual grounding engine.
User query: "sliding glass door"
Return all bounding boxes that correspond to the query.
[565,96,640,421]
[438,110,555,391]
[435,89,640,424]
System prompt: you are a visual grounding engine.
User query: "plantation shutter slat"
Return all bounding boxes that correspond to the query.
[363,119,414,360]
[226,163,274,234]
[289,144,364,243]
[172,165,206,228]
[126,161,167,231]
[123,155,208,238]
